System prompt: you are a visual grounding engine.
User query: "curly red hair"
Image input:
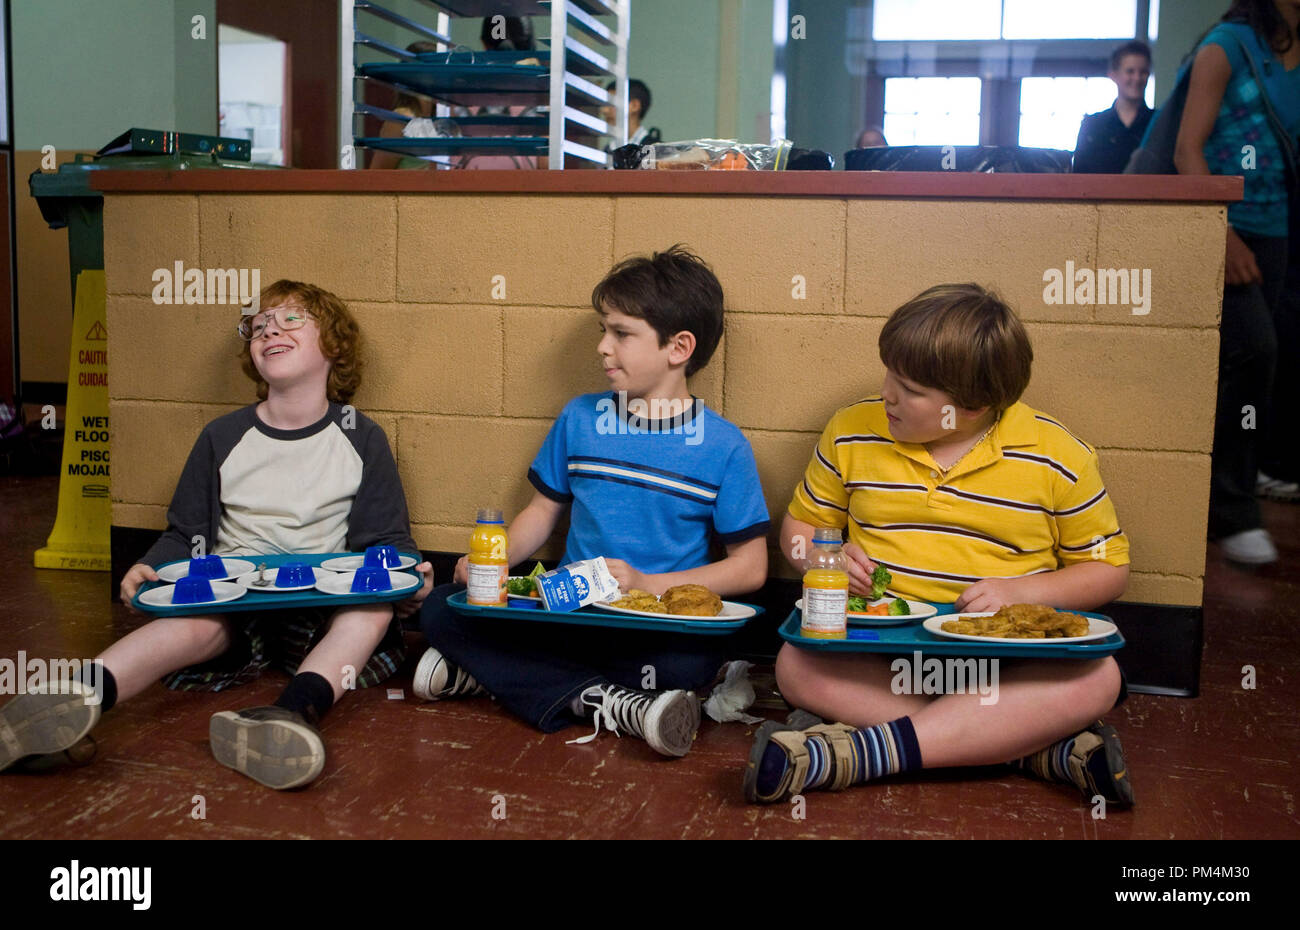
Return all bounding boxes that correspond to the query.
[238,280,363,404]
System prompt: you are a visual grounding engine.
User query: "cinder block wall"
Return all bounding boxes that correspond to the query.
[104,192,1225,607]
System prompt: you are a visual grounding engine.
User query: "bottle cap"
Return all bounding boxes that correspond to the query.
[812,527,842,545]
[476,508,504,524]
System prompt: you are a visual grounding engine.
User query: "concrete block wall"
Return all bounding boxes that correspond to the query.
[104,191,1225,606]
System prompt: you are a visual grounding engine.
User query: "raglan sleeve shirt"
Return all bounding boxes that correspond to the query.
[1050,447,1130,569]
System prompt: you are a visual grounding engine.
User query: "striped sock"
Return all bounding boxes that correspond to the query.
[1015,735,1075,784]
[799,717,923,790]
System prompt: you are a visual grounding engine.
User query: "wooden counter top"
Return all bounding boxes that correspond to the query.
[91,169,1242,203]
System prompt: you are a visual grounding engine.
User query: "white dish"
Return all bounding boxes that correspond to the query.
[922,612,1117,644]
[505,577,544,602]
[314,570,421,597]
[796,597,937,623]
[591,599,757,621]
[138,581,248,608]
[156,558,256,584]
[319,554,417,573]
[235,566,333,592]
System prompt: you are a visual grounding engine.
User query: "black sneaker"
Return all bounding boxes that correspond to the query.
[412,647,488,701]
[568,683,700,758]
[1068,721,1134,807]
[0,682,102,773]
[209,706,325,790]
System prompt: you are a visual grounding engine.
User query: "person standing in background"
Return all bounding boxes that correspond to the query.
[1174,0,1300,565]
[1073,41,1154,173]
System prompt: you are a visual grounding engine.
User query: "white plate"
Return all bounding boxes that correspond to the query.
[138,581,248,608]
[591,599,757,621]
[314,570,422,597]
[156,558,256,584]
[319,554,417,572]
[922,612,1117,644]
[235,566,333,592]
[796,597,937,623]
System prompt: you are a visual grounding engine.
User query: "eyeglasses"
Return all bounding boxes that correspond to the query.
[237,305,311,341]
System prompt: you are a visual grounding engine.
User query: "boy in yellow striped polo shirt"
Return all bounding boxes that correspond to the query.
[744,283,1134,808]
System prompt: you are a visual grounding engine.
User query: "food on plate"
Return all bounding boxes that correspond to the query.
[661,584,723,617]
[609,589,668,613]
[845,594,910,616]
[608,584,723,617]
[941,603,1090,639]
[505,562,546,597]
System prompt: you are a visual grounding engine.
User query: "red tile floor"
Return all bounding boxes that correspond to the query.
[1,474,1297,839]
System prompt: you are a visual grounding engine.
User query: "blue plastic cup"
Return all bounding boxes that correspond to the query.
[507,597,542,610]
[363,546,401,568]
[188,555,226,579]
[173,576,215,604]
[276,562,314,587]
[350,567,392,593]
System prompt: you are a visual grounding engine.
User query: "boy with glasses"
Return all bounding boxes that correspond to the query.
[0,280,432,789]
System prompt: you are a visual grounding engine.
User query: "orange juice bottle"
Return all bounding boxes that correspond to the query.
[466,508,509,606]
[801,528,848,639]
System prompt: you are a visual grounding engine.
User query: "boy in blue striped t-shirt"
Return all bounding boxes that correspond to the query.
[414,245,770,756]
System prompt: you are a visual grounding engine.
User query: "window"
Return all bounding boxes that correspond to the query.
[873,0,1141,41]
[871,0,1001,41]
[1018,76,1156,150]
[883,77,982,145]
[1001,0,1138,40]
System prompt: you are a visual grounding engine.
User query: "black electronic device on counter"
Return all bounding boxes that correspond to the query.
[96,128,251,162]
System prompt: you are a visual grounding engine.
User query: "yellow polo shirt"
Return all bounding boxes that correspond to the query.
[788,397,1129,603]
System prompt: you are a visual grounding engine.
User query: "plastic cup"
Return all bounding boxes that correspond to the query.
[350,567,392,593]
[507,597,541,610]
[173,576,215,604]
[276,562,314,587]
[188,555,226,579]
[363,546,401,568]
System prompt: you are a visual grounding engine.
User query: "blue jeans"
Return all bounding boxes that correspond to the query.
[417,583,728,732]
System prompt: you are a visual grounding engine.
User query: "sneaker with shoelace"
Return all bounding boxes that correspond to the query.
[566,683,700,757]
[209,706,325,790]
[412,647,489,702]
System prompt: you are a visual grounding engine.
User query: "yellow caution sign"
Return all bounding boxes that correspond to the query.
[35,270,111,571]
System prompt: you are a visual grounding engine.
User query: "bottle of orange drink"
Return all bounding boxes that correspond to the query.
[466,508,509,606]
[801,527,848,639]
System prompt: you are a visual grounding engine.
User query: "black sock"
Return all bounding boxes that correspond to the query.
[273,672,335,725]
[78,662,117,713]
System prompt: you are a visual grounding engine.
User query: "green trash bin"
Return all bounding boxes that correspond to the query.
[30,149,273,305]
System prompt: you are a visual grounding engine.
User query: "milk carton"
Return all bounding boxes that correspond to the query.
[534,557,621,612]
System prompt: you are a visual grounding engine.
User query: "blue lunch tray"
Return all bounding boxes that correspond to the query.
[779,608,1125,659]
[132,552,424,617]
[447,590,761,636]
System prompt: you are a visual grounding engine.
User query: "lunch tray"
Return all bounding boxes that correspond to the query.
[132,552,423,617]
[447,591,762,636]
[778,609,1125,659]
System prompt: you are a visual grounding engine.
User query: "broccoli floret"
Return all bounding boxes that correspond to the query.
[846,596,869,613]
[887,598,910,616]
[870,564,892,600]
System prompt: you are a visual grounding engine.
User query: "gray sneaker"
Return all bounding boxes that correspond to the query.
[209,706,325,790]
[0,681,102,773]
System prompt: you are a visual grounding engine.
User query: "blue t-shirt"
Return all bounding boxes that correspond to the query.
[528,393,770,573]
[1200,22,1300,237]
